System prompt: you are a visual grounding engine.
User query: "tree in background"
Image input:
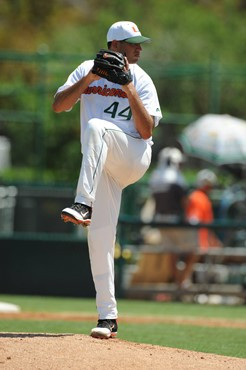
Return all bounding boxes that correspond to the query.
[0,0,245,183]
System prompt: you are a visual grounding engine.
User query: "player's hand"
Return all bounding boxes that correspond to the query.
[89,69,101,81]
[123,56,129,71]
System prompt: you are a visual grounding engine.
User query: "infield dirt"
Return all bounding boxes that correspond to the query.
[0,312,246,369]
[1,332,246,370]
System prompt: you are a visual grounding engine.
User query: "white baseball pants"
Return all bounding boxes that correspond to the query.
[75,118,151,319]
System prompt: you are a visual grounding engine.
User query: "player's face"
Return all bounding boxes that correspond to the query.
[117,41,142,64]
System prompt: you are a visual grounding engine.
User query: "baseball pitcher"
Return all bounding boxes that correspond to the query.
[52,21,162,339]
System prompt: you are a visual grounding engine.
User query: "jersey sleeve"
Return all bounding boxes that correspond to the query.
[54,61,93,111]
[140,82,162,126]
[133,66,162,127]
[55,60,93,95]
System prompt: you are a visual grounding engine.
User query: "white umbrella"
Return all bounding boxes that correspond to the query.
[179,114,246,165]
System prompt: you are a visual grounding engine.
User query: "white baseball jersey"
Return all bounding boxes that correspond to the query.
[57,60,162,146]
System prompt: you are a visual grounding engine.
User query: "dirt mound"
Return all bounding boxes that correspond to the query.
[0,333,245,369]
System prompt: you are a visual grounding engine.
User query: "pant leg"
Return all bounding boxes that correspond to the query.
[103,124,152,189]
[87,170,122,319]
[75,118,152,205]
[75,118,152,319]
[75,118,109,206]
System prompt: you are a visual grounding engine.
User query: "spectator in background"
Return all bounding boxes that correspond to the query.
[179,169,223,287]
[145,147,194,285]
[149,147,187,223]
[186,169,223,251]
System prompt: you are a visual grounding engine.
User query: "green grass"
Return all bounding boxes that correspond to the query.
[1,294,246,319]
[1,295,246,358]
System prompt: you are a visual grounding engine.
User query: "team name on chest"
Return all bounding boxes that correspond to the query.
[83,84,127,98]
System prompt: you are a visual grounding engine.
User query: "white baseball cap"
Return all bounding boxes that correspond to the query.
[158,147,184,164]
[107,21,150,44]
[196,169,217,188]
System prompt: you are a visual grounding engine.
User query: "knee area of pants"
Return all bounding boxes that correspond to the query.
[87,118,102,132]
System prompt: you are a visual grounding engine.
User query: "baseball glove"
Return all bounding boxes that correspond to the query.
[92,49,132,85]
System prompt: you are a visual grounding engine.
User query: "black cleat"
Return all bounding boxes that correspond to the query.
[61,203,92,227]
[90,319,118,339]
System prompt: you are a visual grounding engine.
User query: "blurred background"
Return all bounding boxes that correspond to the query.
[0,0,246,305]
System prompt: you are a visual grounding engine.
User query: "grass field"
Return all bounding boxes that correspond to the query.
[0,294,246,359]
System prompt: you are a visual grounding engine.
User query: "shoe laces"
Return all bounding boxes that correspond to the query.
[72,203,90,213]
[97,319,116,330]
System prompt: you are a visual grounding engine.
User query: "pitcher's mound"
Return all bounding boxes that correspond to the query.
[0,333,245,369]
